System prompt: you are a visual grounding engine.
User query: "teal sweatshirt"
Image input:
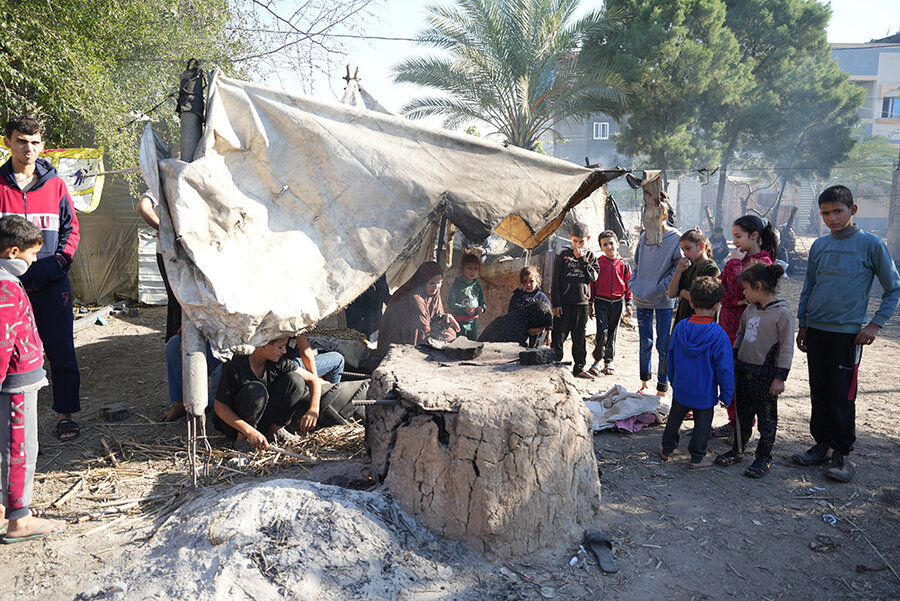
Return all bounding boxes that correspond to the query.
[798,225,900,334]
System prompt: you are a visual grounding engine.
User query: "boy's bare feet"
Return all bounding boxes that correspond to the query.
[657,444,669,462]
[689,457,714,469]
[3,514,66,543]
[575,371,595,380]
[158,401,187,422]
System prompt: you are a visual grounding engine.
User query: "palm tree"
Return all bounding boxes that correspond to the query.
[392,0,628,150]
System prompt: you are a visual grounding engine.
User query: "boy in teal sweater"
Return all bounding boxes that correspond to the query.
[793,185,900,482]
[448,253,486,340]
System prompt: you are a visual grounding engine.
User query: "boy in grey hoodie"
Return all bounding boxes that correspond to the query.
[630,202,682,394]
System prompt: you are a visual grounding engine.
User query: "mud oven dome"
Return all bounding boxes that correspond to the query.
[365,342,603,558]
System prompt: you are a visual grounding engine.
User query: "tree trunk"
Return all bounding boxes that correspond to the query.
[714,161,728,230]
[714,136,739,230]
[767,178,788,222]
[888,148,900,262]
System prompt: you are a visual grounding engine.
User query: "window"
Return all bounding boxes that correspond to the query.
[883,97,900,119]
[593,121,610,140]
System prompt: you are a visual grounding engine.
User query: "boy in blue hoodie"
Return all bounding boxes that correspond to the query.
[793,185,900,482]
[658,277,734,468]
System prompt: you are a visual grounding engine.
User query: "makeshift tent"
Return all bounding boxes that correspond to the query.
[145,71,622,350]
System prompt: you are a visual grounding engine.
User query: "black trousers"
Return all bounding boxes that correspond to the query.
[806,327,860,455]
[661,399,714,463]
[732,364,779,462]
[214,372,308,439]
[157,252,182,342]
[551,304,589,374]
[28,276,80,415]
[592,298,623,364]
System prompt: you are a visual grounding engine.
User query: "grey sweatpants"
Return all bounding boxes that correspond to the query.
[1,390,38,520]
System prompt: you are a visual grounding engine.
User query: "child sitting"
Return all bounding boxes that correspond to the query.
[658,277,734,469]
[508,265,550,312]
[213,336,322,451]
[447,253,486,341]
[0,215,65,542]
[715,263,794,478]
[551,221,599,379]
[793,185,900,482]
[668,227,720,328]
[588,230,632,375]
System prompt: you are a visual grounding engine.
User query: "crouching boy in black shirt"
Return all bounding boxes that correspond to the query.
[213,336,321,450]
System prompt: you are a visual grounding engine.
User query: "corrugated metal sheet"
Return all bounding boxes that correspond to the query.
[138,226,167,305]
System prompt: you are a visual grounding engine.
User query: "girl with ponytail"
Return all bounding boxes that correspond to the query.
[712,215,777,439]
[715,262,794,478]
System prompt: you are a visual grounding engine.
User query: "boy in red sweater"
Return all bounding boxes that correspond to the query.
[0,215,66,543]
[588,231,632,375]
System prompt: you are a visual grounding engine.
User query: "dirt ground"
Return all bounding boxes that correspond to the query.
[1,250,899,600]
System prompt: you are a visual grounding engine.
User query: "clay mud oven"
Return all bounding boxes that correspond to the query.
[365,342,602,557]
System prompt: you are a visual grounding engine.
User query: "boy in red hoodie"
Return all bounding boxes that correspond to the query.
[0,215,66,543]
[588,231,632,376]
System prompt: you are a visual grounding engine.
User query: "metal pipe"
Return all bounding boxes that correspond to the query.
[177,59,208,486]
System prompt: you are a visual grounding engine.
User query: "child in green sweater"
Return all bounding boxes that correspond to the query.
[448,253,486,340]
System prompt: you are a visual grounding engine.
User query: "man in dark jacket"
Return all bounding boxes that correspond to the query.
[0,115,81,440]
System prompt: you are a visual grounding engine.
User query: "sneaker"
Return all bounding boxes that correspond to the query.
[825,451,856,482]
[791,442,831,466]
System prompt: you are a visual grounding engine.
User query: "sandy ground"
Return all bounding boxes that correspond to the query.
[1,260,899,600]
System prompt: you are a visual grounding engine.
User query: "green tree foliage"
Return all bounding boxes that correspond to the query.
[598,0,752,178]
[598,0,864,227]
[715,0,863,227]
[806,127,899,207]
[0,0,376,172]
[392,0,628,150]
[0,0,245,170]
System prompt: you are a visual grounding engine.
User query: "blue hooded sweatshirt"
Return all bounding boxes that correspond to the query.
[667,318,734,410]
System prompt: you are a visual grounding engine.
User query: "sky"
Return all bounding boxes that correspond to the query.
[291,0,900,117]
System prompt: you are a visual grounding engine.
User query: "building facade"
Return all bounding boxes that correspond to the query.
[832,36,900,146]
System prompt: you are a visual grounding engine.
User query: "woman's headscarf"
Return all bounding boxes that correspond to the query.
[388,261,444,304]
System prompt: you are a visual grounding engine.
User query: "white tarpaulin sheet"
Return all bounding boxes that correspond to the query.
[151,71,617,349]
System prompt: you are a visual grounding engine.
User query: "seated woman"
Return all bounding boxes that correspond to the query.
[371,261,460,365]
[213,336,321,450]
[478,300,553,347]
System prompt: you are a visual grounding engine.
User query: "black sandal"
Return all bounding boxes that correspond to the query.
[744,458,770,478]
[56,419,80,441]
[714,449,742,466]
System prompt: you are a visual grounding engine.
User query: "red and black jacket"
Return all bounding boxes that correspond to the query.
[0,158,80,291]
[590,254,632,303]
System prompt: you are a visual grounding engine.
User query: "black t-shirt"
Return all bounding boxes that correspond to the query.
[215,355,297,411]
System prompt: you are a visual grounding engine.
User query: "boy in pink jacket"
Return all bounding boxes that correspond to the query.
[0,215,66,543]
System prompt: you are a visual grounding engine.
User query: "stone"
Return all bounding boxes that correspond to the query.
[365,342,602,558]
[518,347,556,365]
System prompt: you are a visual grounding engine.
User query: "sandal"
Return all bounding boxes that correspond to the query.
[601,365,615,375]
[744,458,770,478]
[711,424,733,439]
[714,449,743,466]
[56,419,80,441]
[588,364,601,377]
